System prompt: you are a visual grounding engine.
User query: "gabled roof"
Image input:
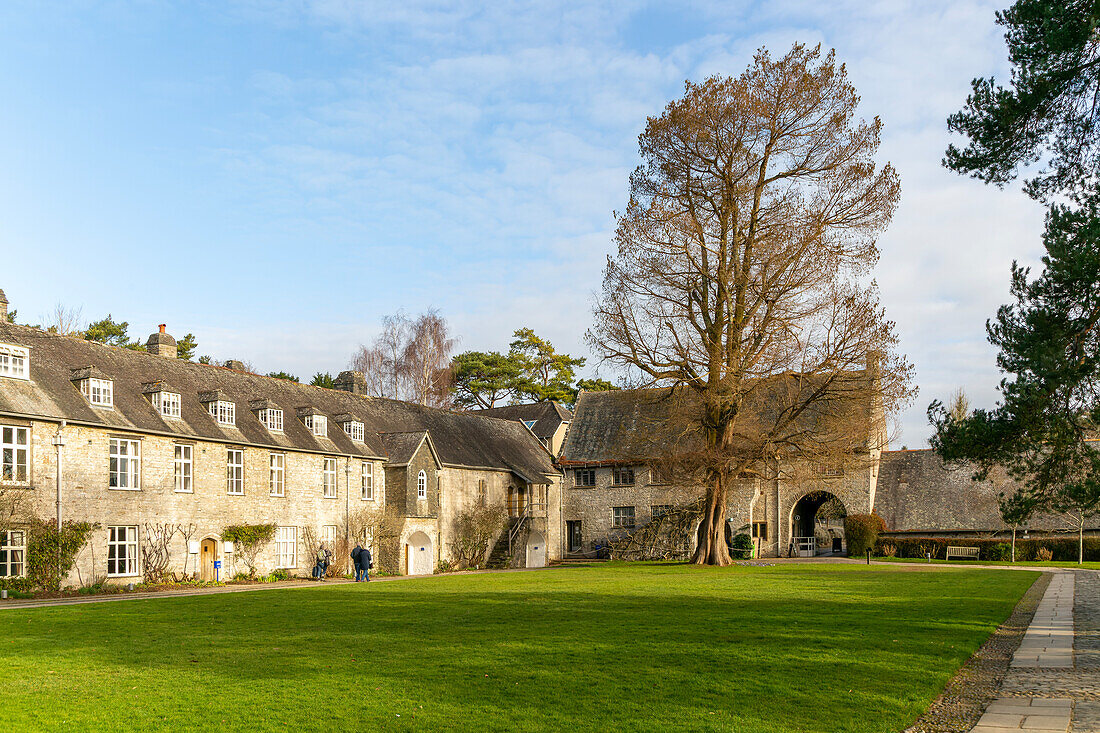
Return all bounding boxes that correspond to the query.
[561,376,876,465]
[471,401,572,442]
[0,322,559,480]
[379,431,443,468]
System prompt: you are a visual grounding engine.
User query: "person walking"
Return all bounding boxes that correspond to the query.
[351,543,364,582]
[360,546,372,582]
[315,544,329,582]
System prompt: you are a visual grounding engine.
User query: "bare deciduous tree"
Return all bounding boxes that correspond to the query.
[588,44,914,565]
[350,309,455,406]
[948,388,971,423]
[448,503,507,569]
[43,303,83,336]
[140,522,178,584]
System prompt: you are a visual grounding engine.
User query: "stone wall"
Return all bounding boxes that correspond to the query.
[10,418,385,584]
[561,456,878,558]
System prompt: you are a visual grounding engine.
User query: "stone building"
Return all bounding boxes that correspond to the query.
[0,313,560,585]
[471,401,572,456]
[875,447,1100,537]
[558,385,886,558]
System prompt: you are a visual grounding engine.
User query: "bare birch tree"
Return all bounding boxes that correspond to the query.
[350,309,455,406]
[588,44,915,565]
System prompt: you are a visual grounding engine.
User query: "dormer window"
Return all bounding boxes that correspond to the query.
[71,367,113,407]
[298,408,327,437]
[336,414,364,442]
[152,391,181,418]
[260,408,283,431]
[200,391,235,426]
[249,399,284,432]
[304,414,327,437]
[0,343,28,380]
[143,381,181,419]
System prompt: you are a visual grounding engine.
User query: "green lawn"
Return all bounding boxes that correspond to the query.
[873,556,1100,570]
[0,563,1035,732]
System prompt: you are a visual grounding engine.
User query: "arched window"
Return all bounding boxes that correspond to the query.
[417,470,427,499]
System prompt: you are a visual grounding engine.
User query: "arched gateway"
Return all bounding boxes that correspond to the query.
[789,491,847,557]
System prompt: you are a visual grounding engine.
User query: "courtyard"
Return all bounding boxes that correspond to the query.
[0,563,1036,732]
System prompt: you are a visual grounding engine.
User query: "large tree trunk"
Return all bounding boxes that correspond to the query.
[692,472,732,566]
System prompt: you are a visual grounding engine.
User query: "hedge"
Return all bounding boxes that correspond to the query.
[844,514,887,556]
[875,536,1100,562]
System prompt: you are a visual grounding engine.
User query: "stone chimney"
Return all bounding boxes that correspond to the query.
[0,289,8,320]
[224,360,247,372]
[334,370,368,395]
[146,324,177,358]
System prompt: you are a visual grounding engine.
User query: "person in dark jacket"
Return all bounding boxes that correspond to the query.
[360,547,372,582]
[351,543,364,582]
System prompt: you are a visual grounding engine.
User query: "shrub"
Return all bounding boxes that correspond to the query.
[879,543,897,558]
[844,514,886,557]
[436,559,458,574]
[267,568,291,582]
[730,533,753,559]
[222,523,277,577]
[986,543,1012,561]
[1037,547,1054,561]
[24,518,99,591]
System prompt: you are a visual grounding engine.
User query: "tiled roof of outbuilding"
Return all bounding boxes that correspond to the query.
[471,401,572,442]
[0,322,557,480]
[561,376,876,465]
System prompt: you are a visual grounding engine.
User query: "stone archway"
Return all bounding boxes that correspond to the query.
[405,531,433,575]
[788,491,847,557]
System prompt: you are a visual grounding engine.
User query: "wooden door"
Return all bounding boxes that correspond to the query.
[200,539,216,581]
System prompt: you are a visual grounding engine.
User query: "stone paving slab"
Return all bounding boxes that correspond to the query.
[971,697,1073,732]
[1012,573,1075,669]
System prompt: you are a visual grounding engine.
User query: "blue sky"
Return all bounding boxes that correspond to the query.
[0,1,1045,446]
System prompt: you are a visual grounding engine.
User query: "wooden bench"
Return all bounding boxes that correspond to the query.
[945,545,980,561]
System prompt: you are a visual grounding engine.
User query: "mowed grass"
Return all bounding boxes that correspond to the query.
[0,564,1035,732]
[873,556,1100,570]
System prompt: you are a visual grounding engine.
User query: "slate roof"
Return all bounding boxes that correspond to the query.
[560,376,876,465]
[0,322,557,480]
[471,401,572,442]
[875,447,1100,533]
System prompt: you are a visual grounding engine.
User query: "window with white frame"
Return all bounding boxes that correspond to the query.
[612,506,636,529]
[1,425,29,483]
[259,408,283,432]
[81,377,113,407]
[173,444,192,492]
[304,414,327,437]
[208,400,236,426]
[323,457,337,498]
[361,461,373,500]
[0,530,26,577]
[275,526,297,568]
[417,470,427,499]
[226,449,244,495]
[107,525,138,576]
[151,391,181,418]
[109,438,141,490]
[343,420,365,442]
[574,468,596,487]
[270,453,285,496]
[321,524,338,547]
[0,343,29,380]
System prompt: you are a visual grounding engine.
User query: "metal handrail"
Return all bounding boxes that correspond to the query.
[508,502,547,553]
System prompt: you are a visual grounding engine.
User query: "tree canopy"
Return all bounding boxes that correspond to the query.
[933,0,1100,563]
[589,44,911,565]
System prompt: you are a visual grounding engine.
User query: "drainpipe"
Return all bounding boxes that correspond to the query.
[344,458,351,543]
[52,421,66,583]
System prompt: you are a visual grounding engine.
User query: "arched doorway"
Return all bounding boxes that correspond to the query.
[526,531,546,568]
[789,492,847,557]
[200,537,218,580]
[405,531,433,575]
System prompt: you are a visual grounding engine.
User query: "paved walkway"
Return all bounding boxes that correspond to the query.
[970,570,1100,733]
[0,566,540,610]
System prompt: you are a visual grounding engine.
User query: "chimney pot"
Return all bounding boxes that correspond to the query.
[159,324,166,334]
